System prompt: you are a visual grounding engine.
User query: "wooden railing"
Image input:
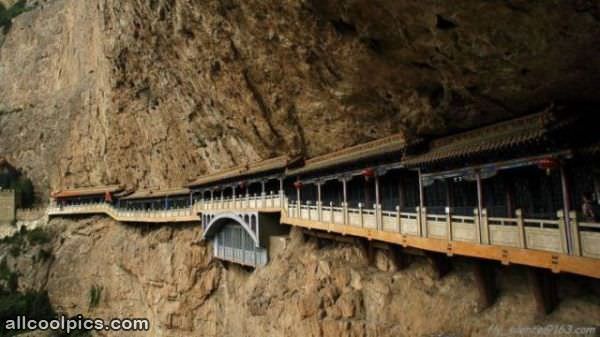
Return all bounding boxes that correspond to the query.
[285,200,600,260]
[48,192,285,223]
[48,203,199,223]
[48,194,600,262]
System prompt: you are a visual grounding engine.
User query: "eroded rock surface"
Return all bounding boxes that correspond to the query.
[0,0,599,195]
[2,219,599,337]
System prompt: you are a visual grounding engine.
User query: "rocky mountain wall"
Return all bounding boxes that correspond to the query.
[1,218,599,337]
[0,0,598,197]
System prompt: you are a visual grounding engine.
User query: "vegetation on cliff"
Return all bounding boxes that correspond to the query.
[0,0,29,33]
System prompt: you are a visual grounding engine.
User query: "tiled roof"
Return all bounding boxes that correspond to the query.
[120,187,191,200]
[187,155,298,188]
[52,185,123,198]
[402,111,561,167]
[286,133,408,176]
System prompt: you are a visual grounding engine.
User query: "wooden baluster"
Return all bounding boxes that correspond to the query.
[557,210,568,254]
[446,207,453,241]
[396,205,401,233]
[421,207,428,238]
[481,209,490,244]
[569,211,581,256]
[359,203,364,227]
[516,209,526,248]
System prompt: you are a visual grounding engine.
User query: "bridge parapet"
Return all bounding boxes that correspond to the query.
[284,200,600,278]
[193,192,284,213]
[48,203,199,223]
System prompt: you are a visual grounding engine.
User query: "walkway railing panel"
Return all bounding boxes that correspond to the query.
[451,214,478,243]
[523,216,564,253]
[400,212,419,236]
[348,208,361,227]
[333,207,344,224]
[579,221,600,258]
[426,213,448,240]
[381,211,397,232]
[363,207,377,229]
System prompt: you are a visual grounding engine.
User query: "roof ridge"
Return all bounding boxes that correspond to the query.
[430,111,553,148]
[305,133,406,165]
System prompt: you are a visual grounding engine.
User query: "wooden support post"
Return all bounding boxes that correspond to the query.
[528,268,559,316]
[560,164,573,254]
[418,169,426,237]
[342,177,348,205]
[569,211,581,256]
[374,174,380,207]
[398,176,405,213]
[418,169,425,210]
[476,171,484,244]
[476,171,484,215]
[360,238,375,266]
[317,181,323,221]
[317,181,322,204]
[391,246,409,271]
[473,260,498,311]
[427,252,451,279]
[297,183,302,215]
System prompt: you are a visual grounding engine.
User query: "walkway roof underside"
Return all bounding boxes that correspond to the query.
[187,155,300,188]
[52,185,123,198]
[402,110,576,168]
[287,133,409,176]
[120,187,191,200]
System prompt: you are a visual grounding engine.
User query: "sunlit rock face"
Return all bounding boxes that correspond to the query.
[2,219,600,337]
[0,0,598,195]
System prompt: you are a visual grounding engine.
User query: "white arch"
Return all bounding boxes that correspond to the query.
[202,213,260,247]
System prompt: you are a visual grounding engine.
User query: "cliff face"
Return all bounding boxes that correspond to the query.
[1,0,599,194]
[2,218,599,337]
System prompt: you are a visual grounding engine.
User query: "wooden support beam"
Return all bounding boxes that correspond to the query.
[301,229,358,245]
[427,252,452,279]
[391,246,409,270]
[528,267,559,315]
[473,260,498,311]
[359,238,375,266]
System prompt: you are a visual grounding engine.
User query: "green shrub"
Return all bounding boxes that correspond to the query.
[89,284,103,308]
[37,248,53,262]
[0,290,53,336]
[0,0,30,33]
[26,227,51,245]
[0,258,18,292]
[8,244,20,257]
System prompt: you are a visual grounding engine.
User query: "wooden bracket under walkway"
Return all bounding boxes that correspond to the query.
[473,259,498,311]
[426,252,452,279]
[528,267,559,316]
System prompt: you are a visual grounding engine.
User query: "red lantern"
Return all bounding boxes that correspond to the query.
[361,167,375,181]
[293,181,303,189]
[238,181,246,189]
[536,158,560,175]
[104,191,113,203]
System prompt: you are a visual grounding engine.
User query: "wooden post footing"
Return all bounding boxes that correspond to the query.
[473,260,498,311]
[427,252,452,279]
[528,267,559,315]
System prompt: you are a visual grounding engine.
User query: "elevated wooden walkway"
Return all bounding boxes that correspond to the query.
[47,194,600,278]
